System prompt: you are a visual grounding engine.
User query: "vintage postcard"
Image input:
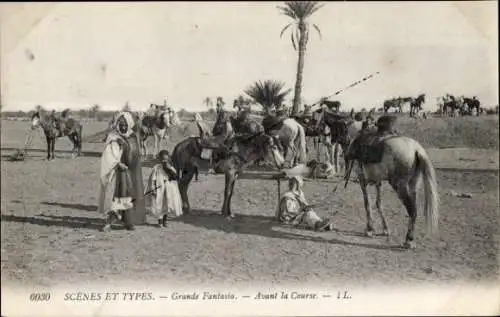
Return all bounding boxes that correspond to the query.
[1,1,498,316]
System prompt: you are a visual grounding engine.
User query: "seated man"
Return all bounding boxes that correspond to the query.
[276,175,333,232]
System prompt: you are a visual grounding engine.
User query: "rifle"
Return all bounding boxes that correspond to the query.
[310,71,381,109]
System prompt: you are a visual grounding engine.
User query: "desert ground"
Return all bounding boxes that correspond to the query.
[1,115,499,288]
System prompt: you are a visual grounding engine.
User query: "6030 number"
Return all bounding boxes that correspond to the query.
[29,292,51,302]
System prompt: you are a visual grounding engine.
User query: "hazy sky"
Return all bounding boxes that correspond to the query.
[1,1,498,112]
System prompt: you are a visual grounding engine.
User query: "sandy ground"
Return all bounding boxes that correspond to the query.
[1,120,499,289]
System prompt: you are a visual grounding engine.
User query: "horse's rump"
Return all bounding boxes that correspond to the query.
[262,115,287,134]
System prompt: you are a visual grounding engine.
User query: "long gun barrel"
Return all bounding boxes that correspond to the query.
[311,71,381,107]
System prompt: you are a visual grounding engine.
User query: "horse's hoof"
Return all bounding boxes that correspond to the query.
[364,229,374,238]
[403,241,416,249]
[382,229,390,237]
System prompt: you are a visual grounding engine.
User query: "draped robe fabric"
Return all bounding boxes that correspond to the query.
[276,175,322,229]
[145,164,183,219]
[98,112,145,225]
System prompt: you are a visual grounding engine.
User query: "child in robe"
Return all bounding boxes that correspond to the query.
[145,150,183,227]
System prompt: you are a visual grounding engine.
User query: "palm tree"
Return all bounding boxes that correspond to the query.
[244,80,291,112]
[278,1,324,116]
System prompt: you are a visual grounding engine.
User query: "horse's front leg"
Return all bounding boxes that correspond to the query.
[285,141,296,166]
[51,137,56,160]
[360,173,375,237]
[375,182,390,237]
[333,142,340,174]
[144,137,150,157]
[324,142,332,167]
[222,170,237,218]
[69,135,77,158]
[45,135,52,160]
[314,137,321,162]
[179,168,195,214]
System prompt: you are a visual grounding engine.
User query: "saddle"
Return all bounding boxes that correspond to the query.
[346,115,399,164]
[347,131,398,164]
[262,115,287,134]
[196,135,229,163]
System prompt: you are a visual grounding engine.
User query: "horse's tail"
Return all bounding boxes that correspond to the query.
[296,123,307,163]
[414,147,440,236]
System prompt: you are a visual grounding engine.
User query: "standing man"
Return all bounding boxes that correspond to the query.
[98,111,145,231]
[216,96,225,115]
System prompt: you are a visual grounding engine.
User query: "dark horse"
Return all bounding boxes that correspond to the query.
[409,94,426,117]
[30,110,83,160]
[383,97,412,113]
[171,131,285,218]
[320,100,341,112]
[462,96,481,116]
[311,108,376,174]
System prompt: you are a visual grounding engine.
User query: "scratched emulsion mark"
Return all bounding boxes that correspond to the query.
[24,49,35,61]
[0,3,58,56]
[452,1,497,41]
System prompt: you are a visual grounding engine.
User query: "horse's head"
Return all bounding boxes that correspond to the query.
[167,108,181,126]
[30,112,41,130]
[330,118,352,147]
[311,108,325,131]
[157,111,171,129]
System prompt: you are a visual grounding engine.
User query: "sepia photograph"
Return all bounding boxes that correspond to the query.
[1,1,498,316]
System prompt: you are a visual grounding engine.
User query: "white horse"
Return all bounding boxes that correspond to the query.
[271,118,307,167]
[140,108,181,157]
[345,135,439,249]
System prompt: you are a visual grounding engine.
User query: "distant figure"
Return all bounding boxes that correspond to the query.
[145,150,183,227]
[216,96,225,114]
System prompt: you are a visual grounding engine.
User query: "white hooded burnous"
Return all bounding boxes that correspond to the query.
[98,111,145,231]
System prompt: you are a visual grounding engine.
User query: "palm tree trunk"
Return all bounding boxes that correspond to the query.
[292,22,307,117]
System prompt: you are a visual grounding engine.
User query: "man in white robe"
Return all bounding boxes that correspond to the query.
[98,111,145,231]
[145,150,183,227]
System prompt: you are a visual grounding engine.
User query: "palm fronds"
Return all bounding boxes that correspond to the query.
[277,1,323,50]
[244,80,292,110]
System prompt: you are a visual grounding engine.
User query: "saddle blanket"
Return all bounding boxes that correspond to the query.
[201,148,213,160]
[349,132,399,164]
